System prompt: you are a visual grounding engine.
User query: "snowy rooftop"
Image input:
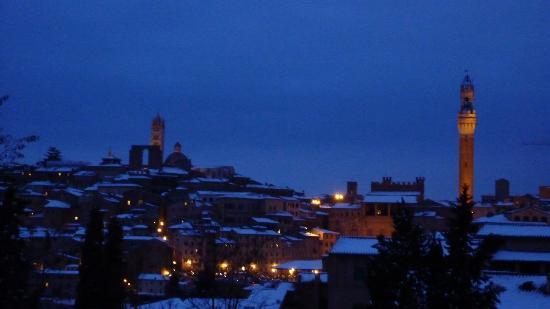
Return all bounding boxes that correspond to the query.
[251,217,279,224]
[489,273,550,309]
[168,222,193,230]
[63,187,84,197]
[276,259,322,271]
[311,227,339,234]
[26,181,56,187]
[240,282,294,309]
[475,214,546,225]
[138,273,169,281]
[45,199,71,209]
[97,182,142,188]
[42,269,79,275]
[331,203,361,209]
[223,227,280,236]
[330,236,379,255]
[154,167,189,175]
[477,223,550,238]
[493,250,550,262]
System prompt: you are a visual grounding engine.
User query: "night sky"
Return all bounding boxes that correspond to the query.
[1,1,549,199]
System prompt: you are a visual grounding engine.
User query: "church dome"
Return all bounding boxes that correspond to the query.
[163,142,192,171]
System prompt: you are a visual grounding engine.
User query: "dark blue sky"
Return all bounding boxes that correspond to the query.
[1,1,548,199]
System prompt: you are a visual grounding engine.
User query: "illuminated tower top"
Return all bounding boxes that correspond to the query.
[459,72,475,113]
[151,113,165,154]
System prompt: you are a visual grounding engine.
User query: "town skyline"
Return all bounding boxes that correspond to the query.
[2,1,549,199]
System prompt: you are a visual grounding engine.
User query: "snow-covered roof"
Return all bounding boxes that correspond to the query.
[240,282,294,309]
[97,182,142,188]
[330,237,378,255]
[223,227,280,236]
[138,273,169,281]
[45,199,71,209]
[168,222,193,230]
[414,211,438,217]
[42,269,79,275]
[331,203,361,209]
[492,250,550,262]
[276,259,322,271]
[155,167,189,176]
[36,167,75,172]
[311,227,339,235]
[477,223,550,238]
[251,217,279,224]
[489,274,550,309]
[137,298,187,308]
[26,181,56,187]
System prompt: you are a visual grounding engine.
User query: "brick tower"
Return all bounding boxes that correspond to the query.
[151,113,165,155]
[457,72,477,199]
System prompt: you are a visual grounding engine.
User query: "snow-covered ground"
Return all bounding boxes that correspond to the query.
[490,274,550,309]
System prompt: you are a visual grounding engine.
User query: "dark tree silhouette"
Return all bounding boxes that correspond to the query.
[0,95,38,166]
[102,217,125,308]
[366,189,503,309]
[367,204,428,309]
[0,186,30,308]
[444,186,502,308]
[76,208,104,308]
[165,271,182,298]
[42,147,62,164]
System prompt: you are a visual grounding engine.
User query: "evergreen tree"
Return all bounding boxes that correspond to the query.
[444,186,502,309]
[422,235,449,309]
[102,217,125,308]
[76,208,104,308]
[366,205,428,309]
[0,186,30,308]
[42,146,62,164]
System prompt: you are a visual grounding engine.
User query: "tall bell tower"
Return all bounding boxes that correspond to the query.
[151,113,165,155]
[457,72,477,199]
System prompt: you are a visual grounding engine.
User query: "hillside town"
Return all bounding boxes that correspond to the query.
[2,93,550,308]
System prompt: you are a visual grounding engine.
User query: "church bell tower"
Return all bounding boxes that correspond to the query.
[457,72,477,199]
[151,113,165,155]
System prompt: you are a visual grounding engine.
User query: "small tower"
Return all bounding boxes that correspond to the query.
[457,72,477,199]
[151,113,165,155]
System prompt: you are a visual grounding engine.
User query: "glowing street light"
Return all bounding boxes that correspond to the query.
[334,193,344,201]
[311,199,321,205]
